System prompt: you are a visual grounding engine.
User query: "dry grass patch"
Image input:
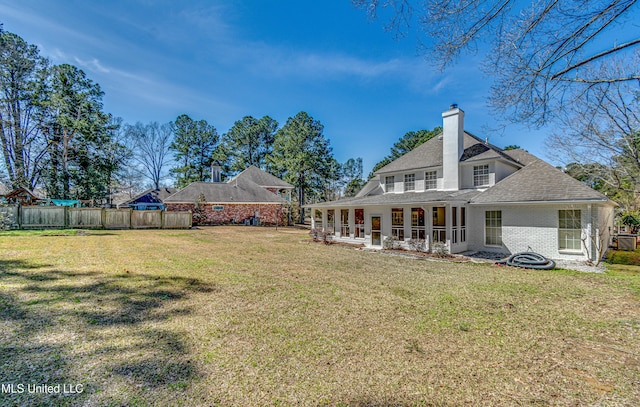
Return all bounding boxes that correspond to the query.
[0,227,639,406]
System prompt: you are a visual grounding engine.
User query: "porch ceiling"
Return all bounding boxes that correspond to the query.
[306,189,481,208]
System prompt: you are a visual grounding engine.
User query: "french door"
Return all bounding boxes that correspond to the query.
[371,216,382,246]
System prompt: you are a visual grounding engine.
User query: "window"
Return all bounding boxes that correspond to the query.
[314,209,322,229]
[425,171,437,190]
[385,176,395,193]
[340,209,350,237]
[452,207,458,244]
[559,210,582,251]
[485,210,502,246]
[460,207,466,242]
[432,207,446,242]
[327,209,335,235]
[354,209,365,238]
[404,174,415,191]
[411,208,425,239]
[474,165,490,187]
[392,208,405,240]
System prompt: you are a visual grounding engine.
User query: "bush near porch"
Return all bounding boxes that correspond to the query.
[607,247,640,266]
[0,227,639,406]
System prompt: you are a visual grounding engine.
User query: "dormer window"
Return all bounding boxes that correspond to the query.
[404,174,415,191]
[385,176,395,193]
[473,165,490,187]
[425,171,437,190]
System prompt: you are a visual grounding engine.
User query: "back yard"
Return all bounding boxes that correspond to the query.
[0,227,639,406]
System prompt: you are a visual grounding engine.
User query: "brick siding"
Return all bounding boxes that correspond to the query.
[467,204,597,260]
[165,203,286,226]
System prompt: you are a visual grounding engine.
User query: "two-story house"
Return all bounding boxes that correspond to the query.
[307,105,616,262]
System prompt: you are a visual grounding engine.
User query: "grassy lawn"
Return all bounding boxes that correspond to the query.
[1,227,639,406]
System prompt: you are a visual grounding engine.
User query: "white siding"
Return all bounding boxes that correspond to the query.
[461,162,496,189]
[315,202,614,260]
[467,204,613,260]
[494,161,519,183]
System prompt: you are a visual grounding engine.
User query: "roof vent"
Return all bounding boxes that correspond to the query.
[450,103,458,109]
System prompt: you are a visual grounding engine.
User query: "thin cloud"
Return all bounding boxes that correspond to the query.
[293,53,404,78]
[0,3,109,52]
[234,40,438,87]
[74,57,111,74]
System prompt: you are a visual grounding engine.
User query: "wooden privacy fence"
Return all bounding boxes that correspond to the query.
[131,210,162,229]
[68,208,103,229]
[162,211,192,229]
[104,209,132,229]
[22,206,65,229]
[1,205,191,230]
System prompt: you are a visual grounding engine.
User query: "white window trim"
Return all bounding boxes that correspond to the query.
[474,164,490,187]
[484,210,502,247]
[558,209,582,252]
[404,174,415,192]
[385,176,395,193]
[425,171,437,190]
[391,208,405,240]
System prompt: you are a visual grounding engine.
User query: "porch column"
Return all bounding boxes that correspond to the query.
[586,204,594,261]
[349,208,355,239]
[310,211,316,230]
[445,203,452,252]
[321,209,328,233]
[336,208,342,237]
[426,206,433,251]
[404,207,411,242]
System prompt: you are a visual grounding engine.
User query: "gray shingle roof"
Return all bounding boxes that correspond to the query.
[355,176,383,197]
[502,149,539,166]
[471,156,612,204]
[228,166,293,189]
[374,132,520,174]
[306,133,615,208]
[164,178,285,204]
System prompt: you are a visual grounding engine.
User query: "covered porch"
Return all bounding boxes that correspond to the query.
[310,203,470,254]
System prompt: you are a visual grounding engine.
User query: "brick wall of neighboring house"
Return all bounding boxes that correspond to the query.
[166,203,286,226]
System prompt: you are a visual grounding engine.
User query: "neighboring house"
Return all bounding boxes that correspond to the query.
[122,187,178,210]
[307,105,616,262]
[227,165,294,198]
[164,166,293,225]
[2,187,43,205]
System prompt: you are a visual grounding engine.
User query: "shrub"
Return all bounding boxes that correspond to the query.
[383,236,401,250]
[310,229,333,245]
[607,249,640,266]
[406,238,426,252]
[431,241,449,257]
[0,203,14,230]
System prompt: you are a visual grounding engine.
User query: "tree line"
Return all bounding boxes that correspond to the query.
[0,27,365,220]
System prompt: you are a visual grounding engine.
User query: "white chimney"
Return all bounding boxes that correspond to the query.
[211,164,221,183]
[442,104,464,190]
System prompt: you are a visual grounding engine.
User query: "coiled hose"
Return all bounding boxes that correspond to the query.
[495,252,555,270]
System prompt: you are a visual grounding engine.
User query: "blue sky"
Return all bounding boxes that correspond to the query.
[2,0,556,175]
